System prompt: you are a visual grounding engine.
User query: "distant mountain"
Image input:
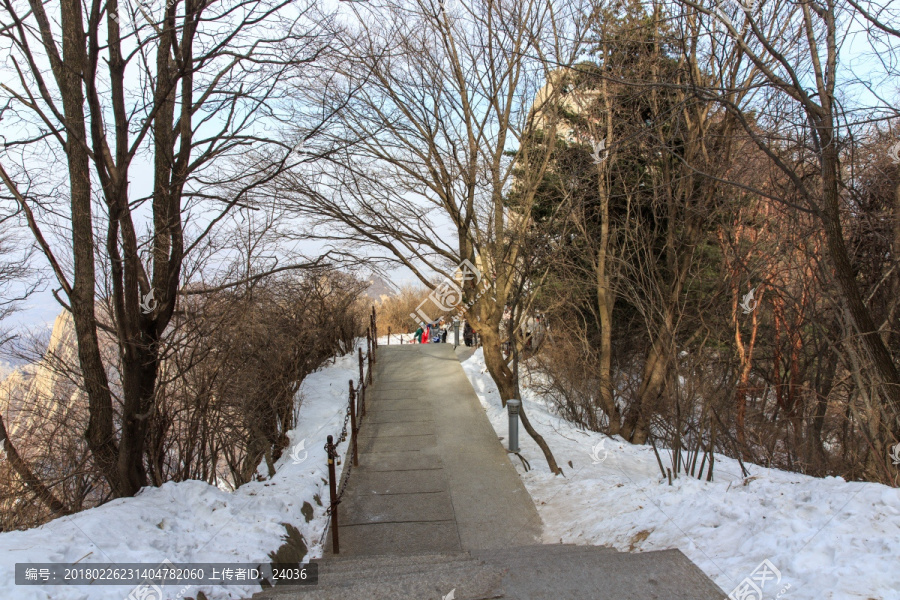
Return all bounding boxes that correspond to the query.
[364,274,399,302]
[0,361,15,384]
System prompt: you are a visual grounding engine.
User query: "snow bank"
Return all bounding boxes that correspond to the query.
[461,348,900,600]
[0,347,361,600]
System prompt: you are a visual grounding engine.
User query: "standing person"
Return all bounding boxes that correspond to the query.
[422,323,430,344]
[414,324,424,344]
[463,321,474,347]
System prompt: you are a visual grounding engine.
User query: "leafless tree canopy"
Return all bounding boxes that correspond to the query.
[2,0,900,530]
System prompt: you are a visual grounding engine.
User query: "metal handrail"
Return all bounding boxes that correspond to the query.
[322,307,378,554]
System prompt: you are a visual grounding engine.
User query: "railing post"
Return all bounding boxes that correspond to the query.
[360,380,366,417]
[366,327,372,358]
[358,348,366,416]
[388,326,391,345]
[349,381,359,467]
[326,435,340,554]
[371,306,377,349]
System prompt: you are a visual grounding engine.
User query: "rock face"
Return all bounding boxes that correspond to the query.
[0,310,82,441]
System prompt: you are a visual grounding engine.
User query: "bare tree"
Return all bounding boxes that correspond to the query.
[276,0,596,474]
[671,0,900,437]
[0,0,338,497]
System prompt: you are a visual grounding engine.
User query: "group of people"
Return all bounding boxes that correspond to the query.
[414,319,447,344]
[412,318,478,347]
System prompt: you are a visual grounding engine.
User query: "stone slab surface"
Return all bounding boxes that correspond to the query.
[361,420,436,438]
[358,432,437,454]
[365,409,433,424]
[324,344,541,557]
[346,469,447,495]
[325,521,461,557]
[250,345,725,600]
[341,490,455,524]
[356,451,442,472]
[252,545,725,599]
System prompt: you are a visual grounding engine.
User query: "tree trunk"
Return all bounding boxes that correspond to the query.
[479,325,517,407]
[58,0,122,495]
[476,309,562,475]
[0,414,67,516]
[819,131,900,422]
[622,333,668,444]
[807,347,836,473]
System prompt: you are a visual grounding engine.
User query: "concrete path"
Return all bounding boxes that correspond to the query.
[252,343,727,599]
[329,344,541,555]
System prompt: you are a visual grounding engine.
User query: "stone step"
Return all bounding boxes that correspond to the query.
[255,556,503,599]
[250,544,725,600]
[316,550,474,575]
[477,545,725,600]
[470,543,620,563]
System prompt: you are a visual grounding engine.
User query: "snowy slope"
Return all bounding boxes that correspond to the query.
[0,346,362,600]
[460,349,900,600]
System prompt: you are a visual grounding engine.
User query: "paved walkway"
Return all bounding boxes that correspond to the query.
[253,343,727,599]
[328,343,541,555]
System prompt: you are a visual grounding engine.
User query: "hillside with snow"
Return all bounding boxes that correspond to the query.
[2,343,898,600]
[0,346,362,600]
[461,349,900,600]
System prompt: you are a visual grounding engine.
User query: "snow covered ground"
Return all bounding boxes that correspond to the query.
[0,344,363,600]
[5,340,897,600]
[460,348,900,600]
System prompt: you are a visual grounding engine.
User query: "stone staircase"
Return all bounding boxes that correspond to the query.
[250,346,726,600]
[252,543,726,599]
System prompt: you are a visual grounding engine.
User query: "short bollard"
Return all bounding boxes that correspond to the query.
[507,399,521,453]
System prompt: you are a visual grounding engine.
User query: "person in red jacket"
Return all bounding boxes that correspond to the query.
[421,323,430,344]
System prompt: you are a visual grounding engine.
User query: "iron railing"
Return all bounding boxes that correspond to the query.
[321,307,378,554]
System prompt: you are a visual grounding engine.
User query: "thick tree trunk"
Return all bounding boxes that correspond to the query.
[475,310,562,475]
[479,325,517,406]
[58,0,122,495]
[808,347,836,473]
[820,134,900,422]
[596,285,621,435]
[621,334,668,444]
